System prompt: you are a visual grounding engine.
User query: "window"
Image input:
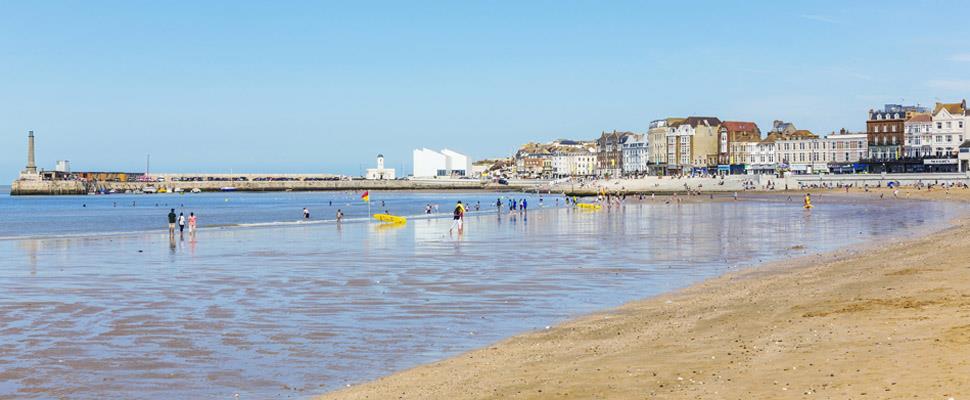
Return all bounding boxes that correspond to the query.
[891,125,897,132]
[938,122,943,129]
[947,122,952,129]
[948,135,953,142]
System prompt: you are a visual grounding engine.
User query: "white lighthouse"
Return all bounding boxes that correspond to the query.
[365,154,396,180]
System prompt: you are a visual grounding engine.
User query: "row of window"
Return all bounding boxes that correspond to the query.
[905,135,965,145]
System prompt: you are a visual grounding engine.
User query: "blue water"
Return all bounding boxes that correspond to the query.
[0,192,965,399]
[0,190,532,239]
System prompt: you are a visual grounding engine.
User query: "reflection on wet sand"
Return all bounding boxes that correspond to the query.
[0,196,962,399]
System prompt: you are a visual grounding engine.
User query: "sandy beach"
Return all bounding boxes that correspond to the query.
[320,189,970,399]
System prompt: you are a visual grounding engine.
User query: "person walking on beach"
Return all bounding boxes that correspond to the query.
[178,212,186,236]
[303,207,310,220]
[188,212,197,234]
[336,209,344,222]
[522,198,528,213]
[167,209,177,236]
[449,201,466,234]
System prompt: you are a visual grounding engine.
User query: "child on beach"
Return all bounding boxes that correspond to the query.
[178,213,186,234]
[188,213,197,234]
[449,201,466,233]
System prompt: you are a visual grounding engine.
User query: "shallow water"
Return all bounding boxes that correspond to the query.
[0,189,518,239]
[0,193,963,399]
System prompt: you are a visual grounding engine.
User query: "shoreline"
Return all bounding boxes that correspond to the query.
[318,189,970,399]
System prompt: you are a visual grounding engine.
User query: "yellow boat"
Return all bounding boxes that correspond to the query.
[373,214,407,224]
[576,203,602,210]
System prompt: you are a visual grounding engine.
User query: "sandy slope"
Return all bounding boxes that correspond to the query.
[319,189,970,400]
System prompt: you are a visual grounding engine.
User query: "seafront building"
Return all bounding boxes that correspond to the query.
[904,114,934,158]
[364,154,396,180]
[596,130,636,177]
[552,141,597,178]
[621,134,648,175]
[719,121,760,174]
[928,100,967,157]
[866,104,928,161]
[666,117,721,174]
[775,130,826,174]
[513,140,596,178]
[412,148,469,178]
[824,129,868,173]
[647,118,682,174]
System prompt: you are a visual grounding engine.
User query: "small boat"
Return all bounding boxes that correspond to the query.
[173,187,184,193]
[373,214,407,224]
[220,187,237,192]
[157,187,169,194]
[142,186,157,194]
[576,203,602,210]
[108,189,118,194]
[191,188,202,193]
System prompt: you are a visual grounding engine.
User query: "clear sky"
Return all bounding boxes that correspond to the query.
[2,0,969,182]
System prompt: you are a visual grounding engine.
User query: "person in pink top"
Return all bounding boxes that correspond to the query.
[188,212,197,234]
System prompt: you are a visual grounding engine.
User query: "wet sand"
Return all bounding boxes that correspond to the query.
[320,190,970,399]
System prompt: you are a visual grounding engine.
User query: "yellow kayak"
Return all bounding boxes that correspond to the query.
[373,214,407,224]
[576,203,602,210]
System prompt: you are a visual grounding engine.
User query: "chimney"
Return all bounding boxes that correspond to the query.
[25,130,37,174]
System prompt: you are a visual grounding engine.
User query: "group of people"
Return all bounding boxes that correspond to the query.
[500,197,528,214]
[166,208,197,237]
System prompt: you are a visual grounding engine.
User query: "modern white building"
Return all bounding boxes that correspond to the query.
[440,149,470,176]
[365,154,396,180]
[412,148,470,177]
[621,133,648,174]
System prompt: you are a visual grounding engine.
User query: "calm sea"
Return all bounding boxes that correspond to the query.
[0,191,964,399]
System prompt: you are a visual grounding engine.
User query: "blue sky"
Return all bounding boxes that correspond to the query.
[2,0,969,182]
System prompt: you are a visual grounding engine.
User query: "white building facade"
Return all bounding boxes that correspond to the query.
[365,154,396,180]
[621,134,648,175]
[904,114,933,158]
[412,148,470,178]
[551,147,596,177]
[412,148,447,177]
[824,132,868,166]
[777,136,828,174]
[928,101,968,157]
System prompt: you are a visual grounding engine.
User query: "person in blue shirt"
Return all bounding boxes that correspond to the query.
[521,198,528,212]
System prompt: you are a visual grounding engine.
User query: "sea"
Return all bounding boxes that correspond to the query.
[0,189,964,399]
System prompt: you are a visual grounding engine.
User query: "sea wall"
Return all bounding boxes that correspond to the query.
[9,178,527,195]
[10,179,86,195]
[553,172,970,196]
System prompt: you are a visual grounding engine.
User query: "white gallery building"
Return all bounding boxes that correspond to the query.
[412,148,470,177]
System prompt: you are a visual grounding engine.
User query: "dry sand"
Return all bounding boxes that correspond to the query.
[320,189,970,400]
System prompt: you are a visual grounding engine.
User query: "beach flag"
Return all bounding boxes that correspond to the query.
[361,191,370,202]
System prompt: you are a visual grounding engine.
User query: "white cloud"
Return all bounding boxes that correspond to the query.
[948,53,970,62]
[799,14,839,24]
[927,79,970,91]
